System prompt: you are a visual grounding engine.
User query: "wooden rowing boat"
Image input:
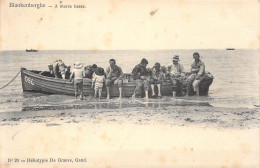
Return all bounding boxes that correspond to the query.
[21,68,213,97]
[21,68,173,97]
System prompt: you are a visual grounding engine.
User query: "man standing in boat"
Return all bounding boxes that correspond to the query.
[105,59,124,99]
[186,52,205,96]
[132,58,150,99]
[167,55,185,96]
[52,60,70,79]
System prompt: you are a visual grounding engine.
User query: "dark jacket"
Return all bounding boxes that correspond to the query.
[132,64,149,80]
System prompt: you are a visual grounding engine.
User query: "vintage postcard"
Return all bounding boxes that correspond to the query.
[0,0,259,167]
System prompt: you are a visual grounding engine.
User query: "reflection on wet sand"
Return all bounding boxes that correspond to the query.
[0,92,257,129]
[22,94,212,111]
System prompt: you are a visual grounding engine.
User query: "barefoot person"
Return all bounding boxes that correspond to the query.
[150,63,163,97]
[92,68,105,100]
[132,58,150,99]
[70,62,85,100]
[105,59,123,99]
[186,52,205,96]
[167,55,185,96]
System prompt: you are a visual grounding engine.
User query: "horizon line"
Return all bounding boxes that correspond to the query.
[1,48,259,51]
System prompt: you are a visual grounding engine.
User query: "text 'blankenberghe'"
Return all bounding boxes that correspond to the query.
[9,2,86,9]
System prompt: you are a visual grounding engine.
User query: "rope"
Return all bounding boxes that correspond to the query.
[0,71,21,90]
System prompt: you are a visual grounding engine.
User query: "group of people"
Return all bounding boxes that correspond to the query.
[51,52,206,100]
[130,52,205,99]
[69,59,124,100]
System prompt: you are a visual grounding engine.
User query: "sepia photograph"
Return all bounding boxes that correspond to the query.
[0,0,259,167]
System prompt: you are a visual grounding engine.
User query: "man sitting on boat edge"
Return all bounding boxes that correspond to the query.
[131,58,150,99]
[167,55,185,97]
[105,59,123,99]
[186,52,206,96]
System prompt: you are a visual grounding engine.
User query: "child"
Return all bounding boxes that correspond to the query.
[150,63,163,97]
[92,68,105,99]
[70,62,85,100]
[160,66,170,82]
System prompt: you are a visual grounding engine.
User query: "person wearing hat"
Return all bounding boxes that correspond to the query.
[150,62,163,97]
[105,59,123,99]
[167,55,185,96]
[131,58,150,99]
[70,62,85,100]
[186,52,205,96]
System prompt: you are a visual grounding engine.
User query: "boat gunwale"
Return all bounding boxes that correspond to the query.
[21,68,174,87]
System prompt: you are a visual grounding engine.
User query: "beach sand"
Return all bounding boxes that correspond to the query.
[0,98,259,168]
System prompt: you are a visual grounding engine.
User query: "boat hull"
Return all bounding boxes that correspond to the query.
[21,68,213,97]
[186,73,214,96]
[21,68,173,97]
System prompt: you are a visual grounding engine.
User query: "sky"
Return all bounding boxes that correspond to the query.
[0,0,259,50]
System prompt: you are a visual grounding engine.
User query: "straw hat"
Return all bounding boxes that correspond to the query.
[74,62,83,69]
[172,55,180,62]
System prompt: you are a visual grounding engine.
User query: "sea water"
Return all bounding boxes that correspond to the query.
[0,49,259,112]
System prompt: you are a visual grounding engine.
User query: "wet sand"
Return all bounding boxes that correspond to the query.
[0,104,259,129]
[1,96,259,129]
[0,97,259,168]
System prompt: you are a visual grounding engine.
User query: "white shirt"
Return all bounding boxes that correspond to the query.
[92,73,105,87]
[167,63,185,75]
[71,68,84,80]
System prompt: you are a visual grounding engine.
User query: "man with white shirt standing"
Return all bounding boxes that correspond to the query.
[167,55,185,96]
